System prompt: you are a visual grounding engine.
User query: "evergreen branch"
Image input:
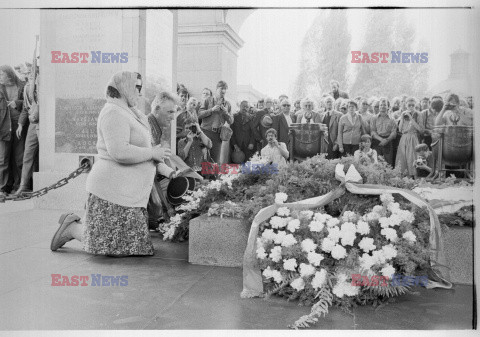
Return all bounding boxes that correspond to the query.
[288,286,333,329]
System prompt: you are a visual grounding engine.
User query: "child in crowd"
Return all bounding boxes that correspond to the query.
[177,117,212,176]
[354,134,378,165]
[413,143,433,179]
[261,128,289,168]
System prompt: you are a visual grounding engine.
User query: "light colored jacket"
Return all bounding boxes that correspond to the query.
[86,98,155,208]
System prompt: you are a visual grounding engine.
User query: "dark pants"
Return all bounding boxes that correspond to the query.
[0,119,26,192]
[202,129,222,164]
[233,144,255,163]
[20,122,39,188]
[372,139,394,166]
[342,144,359,156]
[392,134,402,168]
[422,135,433,150]
[326,140,340,159]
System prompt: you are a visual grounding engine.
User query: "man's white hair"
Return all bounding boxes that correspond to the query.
[152,91,180,108]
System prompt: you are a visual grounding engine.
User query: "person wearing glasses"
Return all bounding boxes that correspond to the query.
[295,97,322,124]
[337,100,366,156]
[395,97,425,177]
[272,98,294,145]
[50,71,171,257]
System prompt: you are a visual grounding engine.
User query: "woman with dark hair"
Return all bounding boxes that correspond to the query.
[50,71,171,256]
[0,65,26,196]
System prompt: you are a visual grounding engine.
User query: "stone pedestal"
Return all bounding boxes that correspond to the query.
[36,10,147,210]
[189,214,250,267]
[443,226,473,284]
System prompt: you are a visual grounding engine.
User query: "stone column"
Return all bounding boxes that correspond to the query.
[176,10,244,106]
[35,9,147,210]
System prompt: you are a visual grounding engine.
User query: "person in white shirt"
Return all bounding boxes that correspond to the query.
[261,128,289,168]
[354,134,378,165]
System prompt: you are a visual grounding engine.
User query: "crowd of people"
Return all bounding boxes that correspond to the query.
[47,70,474,259]
[0,63,39,197]
[173,79,474,180]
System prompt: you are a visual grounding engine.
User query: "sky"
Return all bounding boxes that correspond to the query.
[0,7,475,99]
[237,8,475,98]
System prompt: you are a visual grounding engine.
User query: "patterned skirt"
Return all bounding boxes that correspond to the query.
[83,193,154,256]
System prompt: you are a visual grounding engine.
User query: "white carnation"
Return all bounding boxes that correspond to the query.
[326,217,340,227]
[311,269,328,289]
[300,210,314,220]
[356,220,370,235]
[281,233,297,247]
[364,211,381,222]
[277,207,290,217]
[283,258,298,271]
[399,210,415,224]
[299,263,316,277]
[309,220,325,232]
[262,267,273,279]
[290,277,305,291]
[342,211,357,222]
[301,238,318,252]
[331,244,347,260]
[307,251,325,266]
[359,253,375,270]
[333,281,359,298]
[381,227,398,242]
[269,246,283,262]
[270,216,287,229]
[341,222,357,233]
[402,230,417,243]
[379,217,392,228]
[261,228,276,242]
[327,226,341,242]
[371,250,387,265]
[381,264,396,277]
[314,212,332,223]
[287,219,301,233]
[275,192,288,204]
[358,237,376,253]
[381,244,398,260]
[380,194,394,205]
[256,246,268,259]
[387,202,400,213]
[271,270,283,283]
[388,214,402,227]
[372,205,384,215]
[321,237,336,253]
[274,230,287,244]
[340,231,356,246]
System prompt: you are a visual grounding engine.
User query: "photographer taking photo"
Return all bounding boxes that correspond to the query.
[177,116,212,175]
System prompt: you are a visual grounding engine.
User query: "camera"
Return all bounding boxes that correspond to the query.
[403,113,410,120]
[188,125,197,134]
[414,158,426,167]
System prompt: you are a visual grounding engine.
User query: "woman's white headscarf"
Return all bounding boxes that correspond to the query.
[106,71,139,107]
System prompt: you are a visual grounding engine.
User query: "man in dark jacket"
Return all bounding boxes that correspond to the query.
[0,65,25,195]
[272,98,293,145]
[231,101,256,162]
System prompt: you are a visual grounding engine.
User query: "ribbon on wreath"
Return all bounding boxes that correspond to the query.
[241,164,452,298]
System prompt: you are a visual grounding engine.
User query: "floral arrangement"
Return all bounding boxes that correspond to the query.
[256,192,431,329]
[159,154,419,241]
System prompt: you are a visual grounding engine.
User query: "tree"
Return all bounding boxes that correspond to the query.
[293,10,351,102]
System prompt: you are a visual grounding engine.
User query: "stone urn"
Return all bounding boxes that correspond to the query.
[288,122,328,161]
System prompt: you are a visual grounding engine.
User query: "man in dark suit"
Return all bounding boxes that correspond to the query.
[272,98,293,145]
[231,101,256,162]
[328,80,349,101]
[320,95,342,159]
[252,97,274,151]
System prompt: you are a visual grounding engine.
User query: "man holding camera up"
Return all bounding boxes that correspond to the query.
[198,80,234,164]
[177,116,212,175]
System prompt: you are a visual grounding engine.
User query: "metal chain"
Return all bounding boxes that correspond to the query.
[0,162,91,203]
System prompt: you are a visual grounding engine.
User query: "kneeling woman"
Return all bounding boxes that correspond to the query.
[50,71,170,256]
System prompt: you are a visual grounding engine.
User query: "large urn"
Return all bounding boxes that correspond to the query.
[289,123,327,160]
[433,125,474,165]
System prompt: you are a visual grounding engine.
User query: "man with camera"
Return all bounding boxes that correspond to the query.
[177,117,212,174]
[198,80,234,164]
[435,93,473,128]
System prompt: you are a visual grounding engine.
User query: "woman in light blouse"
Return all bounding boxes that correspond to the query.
[337,100,366,156]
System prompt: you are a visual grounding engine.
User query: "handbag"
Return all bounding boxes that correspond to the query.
[220,124,233,141]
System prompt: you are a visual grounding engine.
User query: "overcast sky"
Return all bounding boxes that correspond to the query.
[1,8,474,99]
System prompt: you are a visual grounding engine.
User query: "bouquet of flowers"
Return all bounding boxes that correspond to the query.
[255,192,433,329]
